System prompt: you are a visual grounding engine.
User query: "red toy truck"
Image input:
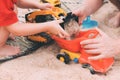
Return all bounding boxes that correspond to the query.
[52,29,114,74]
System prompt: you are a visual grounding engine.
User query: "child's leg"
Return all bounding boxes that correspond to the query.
[0,27,20,57]
[109,0,120,27]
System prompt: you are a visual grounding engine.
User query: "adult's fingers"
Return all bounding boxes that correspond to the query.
[83,44,99,49]
[72,10,86,24]
[72,9,79,16]
[78,15,86,24]
[88,55,105,60]
[80,38,98,45]
[84,49,100,54]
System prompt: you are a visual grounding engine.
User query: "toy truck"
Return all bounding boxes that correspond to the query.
[25,7,66,23]
[57,49,80,64]
[53,29,114,74]
[52,16,114,74]
[25,7,66,43]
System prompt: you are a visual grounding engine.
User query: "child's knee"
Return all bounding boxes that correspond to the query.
[0,27,10,46]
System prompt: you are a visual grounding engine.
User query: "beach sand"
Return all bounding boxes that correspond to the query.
[0,0,120,80]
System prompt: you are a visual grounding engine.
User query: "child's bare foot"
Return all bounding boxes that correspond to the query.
[0,45,20,57]
[108,12,120,27]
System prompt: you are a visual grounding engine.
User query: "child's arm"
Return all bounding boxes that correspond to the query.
[6,20,69,38]
[16,0,53,9]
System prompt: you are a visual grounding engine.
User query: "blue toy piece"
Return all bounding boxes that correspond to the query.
[82,16,98,29]
[73,58,79,63]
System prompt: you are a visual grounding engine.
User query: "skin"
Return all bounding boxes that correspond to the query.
[0,0,69,57]
[73,0,120,60]
[80,28,120,60]
[73,0,103,24]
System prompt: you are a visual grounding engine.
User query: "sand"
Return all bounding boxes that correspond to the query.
[0,0,120,80]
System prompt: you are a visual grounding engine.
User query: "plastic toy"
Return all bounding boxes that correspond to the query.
[41,0,61,7]
[25,7,67,43]
[25,7,66,23]
[57,49,80,64]
[53,16,114,74]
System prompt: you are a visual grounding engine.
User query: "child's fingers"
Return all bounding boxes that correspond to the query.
[58,33,65,38]
[41,3,54,10]
[56,19,64,24]
[58,30,70,38]
[47,4,54,8]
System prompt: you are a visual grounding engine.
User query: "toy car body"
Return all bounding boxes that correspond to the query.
[53,29,114,74]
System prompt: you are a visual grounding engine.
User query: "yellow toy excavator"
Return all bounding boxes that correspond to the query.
[25,7,67,43]
[25,7,66,23]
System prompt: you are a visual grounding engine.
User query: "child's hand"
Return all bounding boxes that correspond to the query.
[46,20,70,38]
[80,28,120,60]
[39,3,53,10]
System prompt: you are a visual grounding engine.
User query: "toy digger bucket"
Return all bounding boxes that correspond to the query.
[79,49,114,73]
[79,29,114,73]
[52,35,81,52]
[52,29,99,52]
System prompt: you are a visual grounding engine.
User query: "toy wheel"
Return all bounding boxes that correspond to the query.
[82,64,90,68]
[89,68,96,74]
[73,58,79,63]
[56,53,70,64]
[82,64,96,74]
